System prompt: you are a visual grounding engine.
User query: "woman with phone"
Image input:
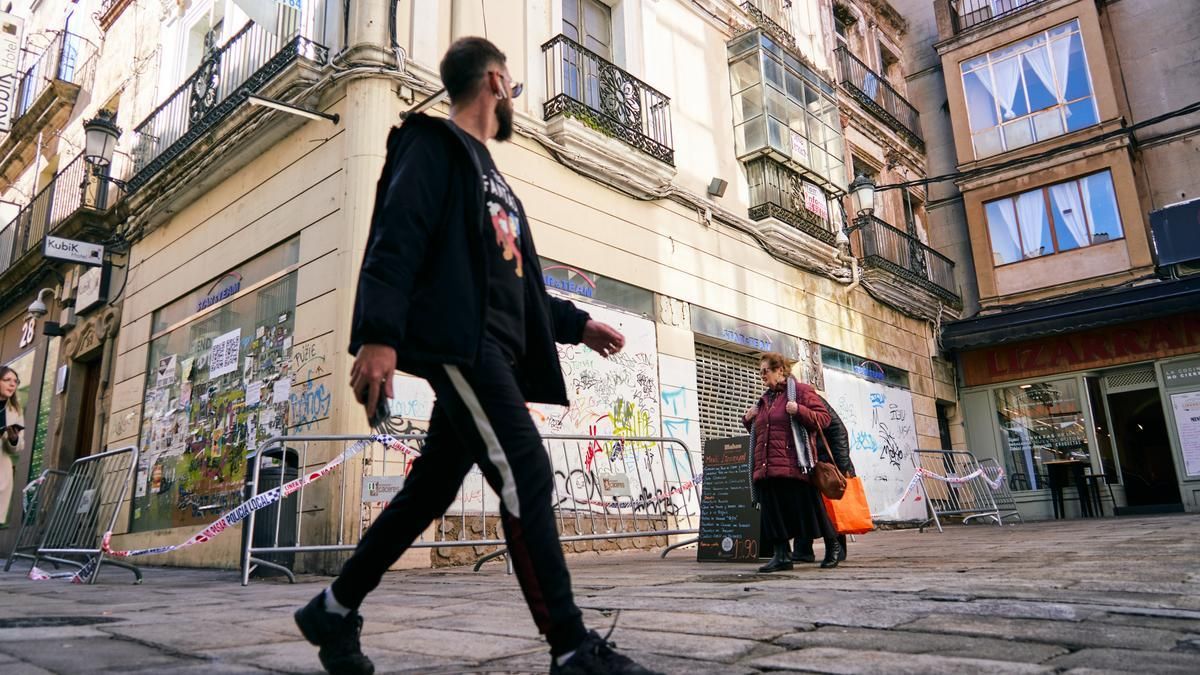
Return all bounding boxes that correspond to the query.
[0,365,24,529]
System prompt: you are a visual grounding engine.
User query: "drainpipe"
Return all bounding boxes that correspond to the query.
[834,226,860,295]
[90,309,120,455]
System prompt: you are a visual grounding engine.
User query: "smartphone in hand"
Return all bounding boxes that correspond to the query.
[367,396,390,428]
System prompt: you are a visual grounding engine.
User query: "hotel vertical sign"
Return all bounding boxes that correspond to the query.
[0,13,24,134]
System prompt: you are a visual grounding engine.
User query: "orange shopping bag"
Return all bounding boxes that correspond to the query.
[823,476,874,535]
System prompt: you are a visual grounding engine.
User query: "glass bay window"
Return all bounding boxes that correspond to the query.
[728,30,845,191]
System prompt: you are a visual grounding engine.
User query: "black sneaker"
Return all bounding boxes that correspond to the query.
[294,591,375,675]
[551,629,663,675]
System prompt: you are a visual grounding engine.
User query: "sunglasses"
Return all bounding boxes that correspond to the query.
[493,71,523,99]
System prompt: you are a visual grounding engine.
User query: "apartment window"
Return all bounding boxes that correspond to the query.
[985,170,1122,265]
[561,0,613,109]
[728,31,844,189]
[960,20,1098,157]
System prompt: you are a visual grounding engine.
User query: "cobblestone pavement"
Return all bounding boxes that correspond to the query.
[0,514,1198,673]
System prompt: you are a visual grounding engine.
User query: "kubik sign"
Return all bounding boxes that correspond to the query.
[44,236,104,267]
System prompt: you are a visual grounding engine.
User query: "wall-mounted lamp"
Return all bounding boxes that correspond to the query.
[707,177,728,198]
[848,173,876,217]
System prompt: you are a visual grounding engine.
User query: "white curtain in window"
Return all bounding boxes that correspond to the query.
[1016,191,1046,257]
[1050,36,1073,103]
[991,57,1023,120]
[991,198,1021,259]
[1023,44,1056,104]
[1050,183,1089,248]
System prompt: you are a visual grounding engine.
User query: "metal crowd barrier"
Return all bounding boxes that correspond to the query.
[34,446,142,584]
[912,449,1002,533]
[4,469,68,572]
[241,433,701,585]
[978,457,1024,525]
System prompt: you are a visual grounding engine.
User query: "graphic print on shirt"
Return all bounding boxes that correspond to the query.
[484,168,523,277]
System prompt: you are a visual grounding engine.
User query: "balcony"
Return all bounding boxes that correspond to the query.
[0,32,97,180]
[542,34,673,166]
[746,157,837,246]
[834,46,922,149]
[122,10,329,193]
[949,0,1048,34]
[98,0,135,30]
[0,152,125,302]
[739,0,796,51]
[850,215,960,305]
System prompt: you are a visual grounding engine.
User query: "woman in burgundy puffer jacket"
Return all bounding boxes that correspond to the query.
[742,352,838,573]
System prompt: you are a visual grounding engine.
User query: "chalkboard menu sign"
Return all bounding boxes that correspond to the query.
[698,436,760,562]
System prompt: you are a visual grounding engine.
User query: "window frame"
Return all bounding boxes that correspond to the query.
[984,169,1124,267]
[960,19,1099,158]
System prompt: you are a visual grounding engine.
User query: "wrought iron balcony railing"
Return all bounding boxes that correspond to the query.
[834,46,922,148]
[951,0,1047,34]
[746,157,837,245]
[740,0,796,51]
[542,34,674,165]
[0,152,125,277]
[122,10,328,192]
[849,214,959,303]
[11,31,96,122]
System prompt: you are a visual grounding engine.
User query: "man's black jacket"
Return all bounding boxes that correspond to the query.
[350,113,589,406]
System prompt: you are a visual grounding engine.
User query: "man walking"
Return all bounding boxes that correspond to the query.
[294,37,661,675]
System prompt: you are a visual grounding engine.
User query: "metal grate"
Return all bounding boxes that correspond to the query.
[696,343,763,442]
[1105,366,1157,394]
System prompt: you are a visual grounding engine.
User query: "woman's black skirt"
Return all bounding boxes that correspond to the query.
[757,477,835,544]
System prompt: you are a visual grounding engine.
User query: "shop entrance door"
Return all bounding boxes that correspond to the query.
[1104,368,1182,513]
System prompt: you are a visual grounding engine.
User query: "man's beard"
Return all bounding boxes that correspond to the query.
[495,98,514,142]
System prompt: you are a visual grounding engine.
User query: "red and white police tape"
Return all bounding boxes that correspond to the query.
[870,466,1006,521]
[28,434,410,581]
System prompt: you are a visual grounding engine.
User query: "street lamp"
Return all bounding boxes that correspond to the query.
[83,109,121,168]
[848,172,876,217]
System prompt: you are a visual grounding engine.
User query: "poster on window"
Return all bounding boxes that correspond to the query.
[1170,391,1200,477]
[821,368,922,521]
[208,329,241,377]
[789,131,809,164]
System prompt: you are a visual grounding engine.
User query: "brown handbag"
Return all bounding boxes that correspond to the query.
[810,427,847,500]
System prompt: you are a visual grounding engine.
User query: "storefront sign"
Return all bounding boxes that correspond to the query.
[44,236,104,266]
[691,306,803,360]
[0,13,23,134]
[18,315,36,348]
[961,314,1200,387]
[76,265,107,313]
[197,272,243,311]
[540,257,654,317]
[1163,358,1200,390]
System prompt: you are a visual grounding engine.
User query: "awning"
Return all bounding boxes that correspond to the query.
[942,275,1200,350]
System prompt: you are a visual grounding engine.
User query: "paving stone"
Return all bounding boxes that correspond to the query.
[1047,648,1200,673]
[597,628,762,662]
[0,626,115,641]
[362,627,546,661]
[209,640,456,674]
[746,646,1053,673]
[775,626,1069,663]
[98,621,298,650]
[899,614,1189,651]
[0,637,195,673]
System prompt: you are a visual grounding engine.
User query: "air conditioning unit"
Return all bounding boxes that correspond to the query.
[1150,198,1200,268]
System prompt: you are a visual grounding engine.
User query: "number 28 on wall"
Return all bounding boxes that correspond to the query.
[18,316,36,348]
